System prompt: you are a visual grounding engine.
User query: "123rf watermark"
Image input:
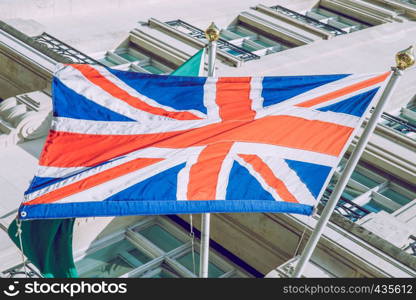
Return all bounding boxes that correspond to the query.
[283,283,414,296]
[3,281,127,297]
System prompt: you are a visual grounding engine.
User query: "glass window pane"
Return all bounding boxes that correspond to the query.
[329,172,369,200]
[128,248,153,263]
[176,251,225,278]
[142,64,164,74]
[362,200,394,214]
[342,188,361,201]
[252,39,273,48]
[81,256,132,278]
[99,57,119,67]
[313,8,338,19]
[118,52,140,62]
[241,41,259,52]
[134,267,179,278]
[306,11,331,21]
[152,269,177,278]
[77,240,151,278]
[402,0,416,7]
[228,27,249,37]
[308,7,368,32]
[350,171,380,188]
[226,48,242,56]
[380,188,413,206]
[327,181,362,201]
[138,224,184,252]
[157,271,176,278]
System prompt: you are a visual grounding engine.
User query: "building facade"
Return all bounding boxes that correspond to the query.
[0,0,415,278]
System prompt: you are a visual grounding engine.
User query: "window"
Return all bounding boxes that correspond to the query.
[220,24,289,56]
[322,161,415,221]
[94,44,173,74]
[266,5,347,37]
[76,239,152,278]
[380,103,416,140]
[399,0,416,7]
[305,6,370,33]
[75,217,252,278]
[267,3,373,37]
[165,19,259,62]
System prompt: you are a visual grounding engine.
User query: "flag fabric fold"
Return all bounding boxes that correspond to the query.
[7,218,78,278]
[171,48,205,76]
[17,63,391,220]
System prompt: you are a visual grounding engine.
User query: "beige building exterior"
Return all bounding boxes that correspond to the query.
[0,0,415,278]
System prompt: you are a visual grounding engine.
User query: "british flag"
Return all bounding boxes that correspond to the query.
[18,64,390,219]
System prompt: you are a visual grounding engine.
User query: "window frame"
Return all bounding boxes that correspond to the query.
[326,161,415,219]
[92,47,173,75]
[75,216,252,278]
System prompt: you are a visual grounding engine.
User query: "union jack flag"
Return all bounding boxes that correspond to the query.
[18,64,390,219]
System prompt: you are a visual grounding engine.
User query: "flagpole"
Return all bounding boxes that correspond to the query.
[292,46,415,278]
[199,22,220,278]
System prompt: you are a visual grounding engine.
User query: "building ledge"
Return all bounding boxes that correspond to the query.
[315,202,416,272]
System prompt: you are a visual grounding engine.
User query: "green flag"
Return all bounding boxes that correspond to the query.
[8,218,78,278]
[6,48,205,279]
[171,48,205,76]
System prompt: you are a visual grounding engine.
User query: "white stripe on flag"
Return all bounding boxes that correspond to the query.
[231,142,337,167]
[250,77,264,117]
[256,106,360,128]
[203,77,220,120]
[51,117,217,135]
[260,156,316,205]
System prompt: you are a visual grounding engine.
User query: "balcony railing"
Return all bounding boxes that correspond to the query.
[380,111,416,136]
[33,32,102,65]
[165,20,260,62]
[320,190,372,222]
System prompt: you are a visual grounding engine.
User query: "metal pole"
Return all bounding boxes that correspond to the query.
[207,40,217,77]
[199,22,219,278]
[199,213,211,278]
[292,49,414,278]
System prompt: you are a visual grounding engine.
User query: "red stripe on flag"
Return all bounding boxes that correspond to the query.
[187,142,233,200]
[70,64,203,121]
[40,116,352,167]
[25,157,163,205]
[239,154,298,203]
[216,77,256,121]
[296,72,391,108]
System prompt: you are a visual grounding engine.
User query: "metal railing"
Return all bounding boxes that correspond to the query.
[33,32,103,65]
[165,20,260,62]
[404,235,416,256]
[269,5,348,36]
[380,111,416,134]
[320,189,372,222]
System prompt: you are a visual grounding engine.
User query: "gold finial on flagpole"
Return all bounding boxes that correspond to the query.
[396,45,415,70]
[205,22,220,42]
